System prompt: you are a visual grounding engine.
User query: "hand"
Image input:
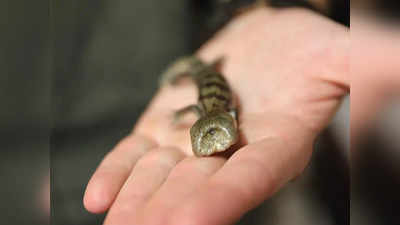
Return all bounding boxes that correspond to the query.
[84,7,349,225]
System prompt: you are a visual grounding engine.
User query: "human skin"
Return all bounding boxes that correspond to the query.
[84,7,349,225]
[351,12,400,144]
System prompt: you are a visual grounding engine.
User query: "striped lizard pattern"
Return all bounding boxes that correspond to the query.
[160,56,238,157]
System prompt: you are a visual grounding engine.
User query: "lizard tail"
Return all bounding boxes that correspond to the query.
[159,56,205,86]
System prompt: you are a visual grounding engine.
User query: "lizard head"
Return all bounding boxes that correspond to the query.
[190,111,238,157]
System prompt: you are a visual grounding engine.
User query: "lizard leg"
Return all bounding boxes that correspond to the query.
[228,108,238,121]
[173,104,204,124]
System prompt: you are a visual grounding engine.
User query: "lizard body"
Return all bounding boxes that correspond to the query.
[160,56,238,157]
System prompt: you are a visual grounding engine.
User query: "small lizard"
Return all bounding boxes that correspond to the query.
[160,56,238,157]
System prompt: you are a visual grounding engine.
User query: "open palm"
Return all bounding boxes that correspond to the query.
[84,7,349,225]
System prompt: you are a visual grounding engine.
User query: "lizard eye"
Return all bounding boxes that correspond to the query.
[208,128,216,135]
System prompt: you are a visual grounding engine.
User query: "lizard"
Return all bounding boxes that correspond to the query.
[159,56,239,157]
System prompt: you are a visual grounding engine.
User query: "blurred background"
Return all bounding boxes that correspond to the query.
[0,0,50,224]
[0,0,397,225]
[351,1,400,225]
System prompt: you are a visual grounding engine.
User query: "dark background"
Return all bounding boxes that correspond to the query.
[0,0,50,224]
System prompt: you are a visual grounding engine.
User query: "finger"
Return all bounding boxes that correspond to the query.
[139,156,226,224]
[103,147,185,225]
[84,135,157,213]
[169,136,313,225]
